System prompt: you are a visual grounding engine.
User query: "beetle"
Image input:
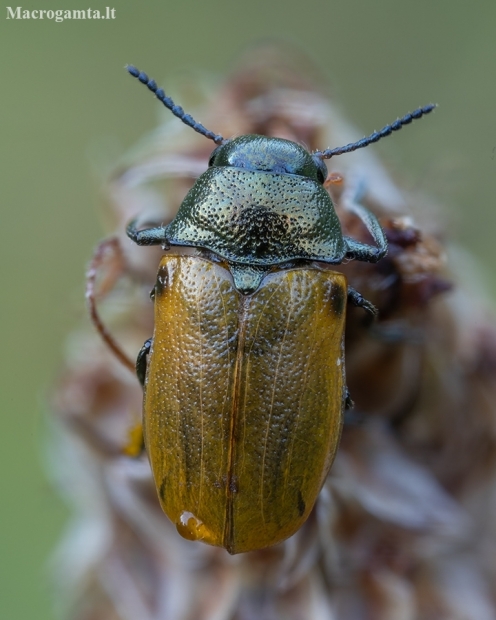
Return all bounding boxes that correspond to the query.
[116,65,434,554]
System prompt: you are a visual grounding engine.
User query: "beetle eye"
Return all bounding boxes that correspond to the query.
[208,145,221,167]
[313,156,328,184]
[316,164,327,184]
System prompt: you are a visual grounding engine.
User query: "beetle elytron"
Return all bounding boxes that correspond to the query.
[118,65,434,554]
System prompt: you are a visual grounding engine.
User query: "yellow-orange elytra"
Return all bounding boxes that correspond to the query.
[143,255,346,554]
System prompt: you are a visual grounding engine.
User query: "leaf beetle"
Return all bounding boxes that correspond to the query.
[106,65,435,554]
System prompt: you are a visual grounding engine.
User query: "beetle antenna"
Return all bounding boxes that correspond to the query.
[314,104,436,159]
[127,65,225,145]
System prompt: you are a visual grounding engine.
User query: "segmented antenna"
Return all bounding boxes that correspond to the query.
[127,65,225,145]
[314,104,436,159]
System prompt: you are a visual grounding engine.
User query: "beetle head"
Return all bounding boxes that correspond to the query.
[208,135,328,184]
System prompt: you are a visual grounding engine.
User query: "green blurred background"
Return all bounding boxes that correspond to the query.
[1,1,495,617]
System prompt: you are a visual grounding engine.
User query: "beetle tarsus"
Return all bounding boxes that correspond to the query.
[348,285,378,318]
[345,387,354,410]
[136,338,152,387]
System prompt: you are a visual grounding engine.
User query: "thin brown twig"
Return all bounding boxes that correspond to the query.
[85,236,136,374]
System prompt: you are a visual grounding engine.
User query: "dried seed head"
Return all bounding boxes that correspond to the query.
[52,46,496,619]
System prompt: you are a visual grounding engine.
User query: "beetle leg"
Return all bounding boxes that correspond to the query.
[136,338,152,387]
[344,237,384,263]
[348,286,378,318]
[342,182,388,263]
[126,219,170,248]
